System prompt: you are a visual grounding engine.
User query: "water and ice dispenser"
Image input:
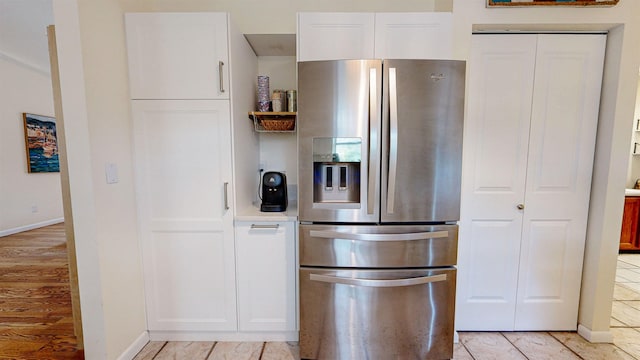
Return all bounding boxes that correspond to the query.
[312,138,361,207]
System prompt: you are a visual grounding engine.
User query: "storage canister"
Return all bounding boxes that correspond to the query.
[286,90,297,112]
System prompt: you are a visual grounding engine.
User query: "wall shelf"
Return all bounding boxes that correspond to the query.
[248,111,296,133]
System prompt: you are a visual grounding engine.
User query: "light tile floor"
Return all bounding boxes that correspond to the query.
[135,254,640,360]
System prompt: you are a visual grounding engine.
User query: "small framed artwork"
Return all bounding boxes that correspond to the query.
[23,113,60,173]
[488,0,619,7]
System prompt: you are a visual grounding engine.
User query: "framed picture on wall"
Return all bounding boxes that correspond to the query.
[487,0,619,7]
[22,113,60,173]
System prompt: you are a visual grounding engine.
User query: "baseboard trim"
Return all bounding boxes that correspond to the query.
[577,324,614,343]
[0,218,64,237]
[148,331,298,342]
[117,331,149,360]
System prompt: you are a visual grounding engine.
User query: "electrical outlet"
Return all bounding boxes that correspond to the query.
[259,162,266,172]
[31,205,38,213]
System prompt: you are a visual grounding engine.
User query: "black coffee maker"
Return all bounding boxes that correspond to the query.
[260,171,288,212]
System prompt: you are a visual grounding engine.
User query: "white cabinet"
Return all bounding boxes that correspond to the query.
[297,12,374,61]
[456,34,606,331]
[132,99,236,331]
[125,12,229,100]
[374,12,452,59]
[127,12,263,337]
[235,221,297,333]
[297,12,452,61]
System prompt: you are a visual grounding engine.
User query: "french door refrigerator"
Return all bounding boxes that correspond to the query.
[297,59,465,360]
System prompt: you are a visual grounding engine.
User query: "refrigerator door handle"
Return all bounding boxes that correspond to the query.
[310,273,447,288]
[368,67,379,215]
[309,230,448,242]
[387,67,398,214]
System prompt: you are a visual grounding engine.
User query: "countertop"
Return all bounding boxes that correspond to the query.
[626,189,640,197]
[235,203,298,222]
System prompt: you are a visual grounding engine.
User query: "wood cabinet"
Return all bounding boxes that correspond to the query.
[620,197,640,251]
[297,12,452,61]
[125,12,229,100]
[235,221,297,334]
[457,34,606,331]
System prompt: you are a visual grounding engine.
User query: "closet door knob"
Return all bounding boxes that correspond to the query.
[517,204,525,210]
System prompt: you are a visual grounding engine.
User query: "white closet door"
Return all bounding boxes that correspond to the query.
[515,34,605,330]
[457,34,537,331]
[132,100,236,331]
[374,12,452,59]
[297,12,375,61]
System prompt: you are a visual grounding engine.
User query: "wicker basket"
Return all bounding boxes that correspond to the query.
[260,119,295,131]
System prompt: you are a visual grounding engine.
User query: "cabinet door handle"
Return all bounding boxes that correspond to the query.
[224,182,230,210]
[250,224,280,229]
[219,61,225,93]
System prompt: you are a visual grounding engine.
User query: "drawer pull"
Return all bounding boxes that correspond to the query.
[250,224,280,229]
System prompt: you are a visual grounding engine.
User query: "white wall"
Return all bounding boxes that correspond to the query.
[257,56,298,190]
[53,0,147,358]
[452,0,640,341]
[0,57,64,235]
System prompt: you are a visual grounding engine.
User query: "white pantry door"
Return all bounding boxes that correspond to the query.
[515,34,605,330]
[132,99,237,332]
[457,34,605,331]
[457,34,538,331]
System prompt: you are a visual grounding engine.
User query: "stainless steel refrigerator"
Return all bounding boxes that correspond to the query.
[297,59,465,360]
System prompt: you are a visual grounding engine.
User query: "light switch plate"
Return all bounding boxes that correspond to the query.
[105,163,119,184]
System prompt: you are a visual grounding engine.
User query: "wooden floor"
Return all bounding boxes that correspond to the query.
[0,223,83,359]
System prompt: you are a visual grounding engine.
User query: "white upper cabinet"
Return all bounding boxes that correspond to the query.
[125,12,229,100]
[297,12,375,61]
[297,12,453,61]
[374,12,452,59]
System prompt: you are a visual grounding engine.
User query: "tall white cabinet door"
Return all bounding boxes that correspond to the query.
[297,12,374,61]
[374,12,452,59]
[515,34,606,330]
[132,100,236,331]
[235,221,296,333]
[125,13,229,100]
[457,34,538,331]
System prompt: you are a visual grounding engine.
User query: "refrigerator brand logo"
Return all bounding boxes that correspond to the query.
[430,73,446,82]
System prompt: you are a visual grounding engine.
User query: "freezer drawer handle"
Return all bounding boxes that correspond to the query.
[309,230,448,241]
[310,273,447,288]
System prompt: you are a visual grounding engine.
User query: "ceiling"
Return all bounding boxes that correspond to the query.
[0,0,54,73]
